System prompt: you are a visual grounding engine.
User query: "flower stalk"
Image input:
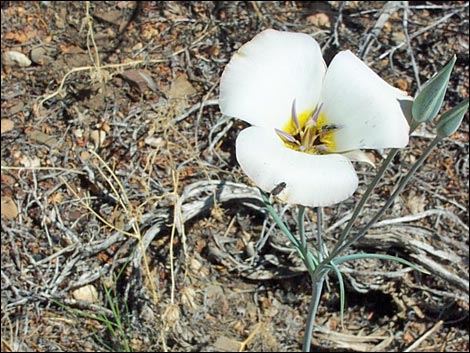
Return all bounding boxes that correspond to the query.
[330,135,442,259]
[303,271,327,352]
[220,28,466,353]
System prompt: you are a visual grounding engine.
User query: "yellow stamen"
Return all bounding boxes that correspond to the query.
[279,109,337,154]
[282,110,313,136]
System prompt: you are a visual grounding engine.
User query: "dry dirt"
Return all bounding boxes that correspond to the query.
[1,1,469,352]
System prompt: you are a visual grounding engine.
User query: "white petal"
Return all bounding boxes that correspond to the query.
[220,29,326,128]
[236,127,359,207]
[342,150,376,168]
[321,51,410,152]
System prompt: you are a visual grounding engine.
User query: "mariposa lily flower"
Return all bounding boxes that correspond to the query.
[219,29,411,207]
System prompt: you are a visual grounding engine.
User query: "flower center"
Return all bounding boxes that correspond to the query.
[275,100,338,154]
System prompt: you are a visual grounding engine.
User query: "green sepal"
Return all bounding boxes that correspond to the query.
[436,98,469,138]
[411,56,456,127]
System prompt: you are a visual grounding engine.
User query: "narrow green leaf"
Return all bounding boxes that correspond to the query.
[327,263,345,329]
[306,250,320,270]
[436,99,469,138]
[412,56,456,125]
[260,189,301,249]
[332,253,430,274]
[261,189,322,272]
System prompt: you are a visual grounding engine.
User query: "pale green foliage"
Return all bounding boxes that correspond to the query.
[436,98,469,137]
[256,52,465,353]
[412,56,456,127]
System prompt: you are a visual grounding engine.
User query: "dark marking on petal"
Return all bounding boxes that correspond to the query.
[318,124,342,139]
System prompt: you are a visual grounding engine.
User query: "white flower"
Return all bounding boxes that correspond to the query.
[219,29,411,207]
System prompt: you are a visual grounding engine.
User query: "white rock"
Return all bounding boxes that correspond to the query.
[3,51,32,67]
[90,130,106,148]
[72,285,99,303]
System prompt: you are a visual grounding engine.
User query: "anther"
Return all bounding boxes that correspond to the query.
[315,144,330,153]
[275,128,297,144]
[310,103,324,125]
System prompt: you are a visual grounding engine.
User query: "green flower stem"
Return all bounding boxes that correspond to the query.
[302,270,327,352]
[332,148,399,254]
[302,128,440,353]
[316,207,325,261]
[329,135,442,258]
[333,118,424,257]
[261,191,301,249]
[262,192,320,271]
[299,205,307,250]
[297,206,319,272]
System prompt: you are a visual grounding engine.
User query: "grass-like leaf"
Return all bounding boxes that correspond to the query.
[327,262,346,328]
[332,253,430,274]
